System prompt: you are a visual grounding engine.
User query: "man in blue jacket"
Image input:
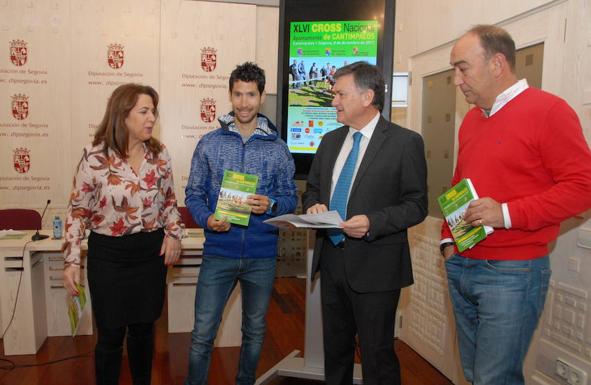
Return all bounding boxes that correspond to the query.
[184,62,297,385]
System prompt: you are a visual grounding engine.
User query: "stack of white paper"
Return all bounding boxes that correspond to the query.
[264,211,343,229]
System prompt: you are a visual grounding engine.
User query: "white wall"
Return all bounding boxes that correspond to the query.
[395,0,591,384]
[0,0,279,228]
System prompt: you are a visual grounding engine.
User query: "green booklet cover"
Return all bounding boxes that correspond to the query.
[437,178,494,252]
[214,170,259,226]
[67,283,87,337]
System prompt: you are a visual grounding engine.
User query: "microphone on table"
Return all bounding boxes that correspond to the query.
[31,199,51,241]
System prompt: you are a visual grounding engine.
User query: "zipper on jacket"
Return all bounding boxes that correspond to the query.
[231,128,270,259]
[239,137,247,258]
[219,120,276,260]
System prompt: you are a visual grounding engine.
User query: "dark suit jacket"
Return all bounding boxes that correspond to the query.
[302,116,428,293]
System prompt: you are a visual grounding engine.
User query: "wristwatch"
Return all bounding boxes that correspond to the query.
[266,198,277,215]
[439,242,455,256]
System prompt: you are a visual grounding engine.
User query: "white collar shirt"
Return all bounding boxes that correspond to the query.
[484,78,529,117]
[330,112,381,199]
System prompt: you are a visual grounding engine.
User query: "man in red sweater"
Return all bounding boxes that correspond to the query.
[441,25,591,385]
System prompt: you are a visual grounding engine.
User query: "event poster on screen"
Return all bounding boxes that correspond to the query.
[287,20,379,154]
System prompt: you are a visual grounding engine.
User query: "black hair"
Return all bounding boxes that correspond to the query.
[229,62,266,94]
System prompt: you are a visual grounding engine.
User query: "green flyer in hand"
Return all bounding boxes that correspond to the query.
[214,170,259,226]
[67,283,87,337]
[438,178,494,252]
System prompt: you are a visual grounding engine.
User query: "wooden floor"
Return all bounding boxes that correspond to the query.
[0,278,452,385]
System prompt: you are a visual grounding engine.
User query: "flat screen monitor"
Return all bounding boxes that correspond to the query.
[277,0,394,178]
[286,20,379,154]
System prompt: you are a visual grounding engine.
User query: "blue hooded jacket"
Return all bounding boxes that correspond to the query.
[185,113,297,259]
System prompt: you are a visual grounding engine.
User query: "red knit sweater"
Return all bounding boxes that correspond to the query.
[441,88,591,260]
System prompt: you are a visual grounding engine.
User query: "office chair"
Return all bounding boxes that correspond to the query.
[178,206,200,228]
[0,208,42,230]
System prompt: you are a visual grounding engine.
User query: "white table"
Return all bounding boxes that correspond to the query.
[0,229,242,355]
[0,231,86,355]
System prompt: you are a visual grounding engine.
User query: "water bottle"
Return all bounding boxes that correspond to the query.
[52,216,63,239]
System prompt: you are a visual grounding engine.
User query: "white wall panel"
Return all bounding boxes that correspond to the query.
[256,6,279,95]
[394,0,559,71]
[70,0,160,169]
[0,0,71,208]
[0,0,279,220]
[159,0,257,205]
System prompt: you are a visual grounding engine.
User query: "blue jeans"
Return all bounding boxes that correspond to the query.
[445,255,550,385]
[185,255,276,385]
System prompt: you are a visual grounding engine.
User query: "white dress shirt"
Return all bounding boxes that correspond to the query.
[486,78,529,118]
[330,112,381,200]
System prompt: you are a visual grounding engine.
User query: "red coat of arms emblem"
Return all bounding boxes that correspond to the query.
[10,39,28,67]
[200,98,216,123]
[13,147,31,174]
[107,43,124,69]
[200,47,217,72]
[11,94,29,120]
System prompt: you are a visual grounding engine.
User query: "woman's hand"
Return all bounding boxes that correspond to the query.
[63,264,81,296]
[160,235,182,266]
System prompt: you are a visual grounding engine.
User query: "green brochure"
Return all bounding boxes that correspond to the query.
[438,178,494,252]
[67,283,87,337]
[214,170,259,226]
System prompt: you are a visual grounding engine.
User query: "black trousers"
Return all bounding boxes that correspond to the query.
[320,243,401,385]
[95,322,154,385]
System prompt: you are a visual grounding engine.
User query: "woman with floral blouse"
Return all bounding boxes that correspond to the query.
[63,83,182,385]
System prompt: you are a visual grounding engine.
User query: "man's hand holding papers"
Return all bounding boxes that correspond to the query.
[264,211,344,229]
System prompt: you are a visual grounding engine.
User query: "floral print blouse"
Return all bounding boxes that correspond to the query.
[64,142,182,265]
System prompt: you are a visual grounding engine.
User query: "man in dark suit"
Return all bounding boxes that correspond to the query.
[303,61,428,385]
